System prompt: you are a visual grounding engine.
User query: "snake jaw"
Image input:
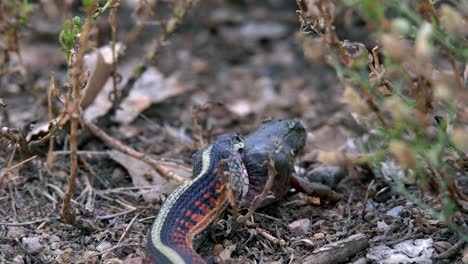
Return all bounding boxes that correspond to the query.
[241,161,249,201]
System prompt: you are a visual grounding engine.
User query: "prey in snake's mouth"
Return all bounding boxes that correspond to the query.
[145,120,312,264]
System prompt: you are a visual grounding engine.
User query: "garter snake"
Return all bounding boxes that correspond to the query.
[145,120,306,264]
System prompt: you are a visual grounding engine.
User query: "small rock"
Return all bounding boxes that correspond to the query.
[87,244,96,251]
[83,251,99,263]
[62,247,73,253]
[377,221,390,232]
[22,236,43,253]
[433,241,452,253]
[285,247,295,253]
[313,232,325,239]
[191,59,209,74]
[365,200,377,211]
[49,235,60,243]
[351,257,367,264]
[364,212,375,222]
[50,242,60,250]
[462,245,468,263]
[13,255,24,264]
[306,166,346,188]
[96,240,112,251]
[71,243,80,250]
[298,238,315,248]
[288,218,311,234]
[123,257,144,264]
[218,243,236,261]
[386,205,404,216]
[7,226,27,238]
[63,224,74,231]
[53,248,63,256]
[56,251,73,263]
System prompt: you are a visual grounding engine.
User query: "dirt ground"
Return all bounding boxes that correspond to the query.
[0,1,467,264]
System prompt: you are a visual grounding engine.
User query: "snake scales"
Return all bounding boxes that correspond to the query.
[145,119,306,263]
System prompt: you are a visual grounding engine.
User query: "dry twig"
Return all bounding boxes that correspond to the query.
[257,227,286,246]
[238,156,277,224]
[191,105,205,149]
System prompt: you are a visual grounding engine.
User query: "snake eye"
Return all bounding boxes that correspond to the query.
[232,134,244,151]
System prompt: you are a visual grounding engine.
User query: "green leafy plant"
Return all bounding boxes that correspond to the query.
[58,17,82,61]
[298,0,467,240]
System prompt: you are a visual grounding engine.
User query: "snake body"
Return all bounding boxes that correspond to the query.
[145,120,306,264]
[146,133,247,264]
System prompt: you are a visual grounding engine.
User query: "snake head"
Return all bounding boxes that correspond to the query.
[214,132,245,156]
[191,133,245,178]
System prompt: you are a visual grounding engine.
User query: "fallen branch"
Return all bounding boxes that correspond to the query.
[433,239,465,260]
[297,233,369,264]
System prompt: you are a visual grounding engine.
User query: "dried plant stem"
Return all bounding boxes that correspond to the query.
[109,0,120,109]
[61,6,94,226]
[125,0,158,45]
[357,84,389,129]
[80,116,187,184]
[422,0,440,26]
[442,47,464,91]
[47,72,56,169]
[190,105,205,149]
[434,239,465,259]
[0,146,17,186]
[317,1,350,65]
[257,227,286,246]
[145,0,196,67]
[238,157,277,224]
[4,155,37,173]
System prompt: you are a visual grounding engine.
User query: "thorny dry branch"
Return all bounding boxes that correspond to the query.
[296,0,389,129]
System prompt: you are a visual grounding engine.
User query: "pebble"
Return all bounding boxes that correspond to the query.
[313,232,325,239]
[306,166,346,188]
[22,236,44,253]
[377,221,390,232]
[50,242,60,250]
[288,218,311,234]
[433,241,452,253]
[364,212,375,222]
[7,226,27,238]
[285,247,295,253]
[71,243,81,250]
[83,251,99,263]
[53,248,63,256]
[462,247,468,263]
[96,240,112,252]
[351,257,367,264]
[49,235,61,243]
[386,205,404,216]
[12,255,24,264]
[56,251,73,263]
